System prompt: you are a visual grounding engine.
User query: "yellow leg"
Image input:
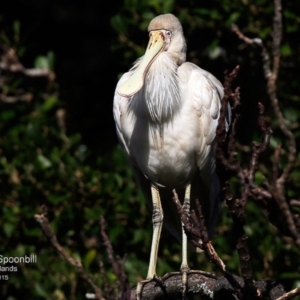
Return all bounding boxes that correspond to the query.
[136,184,163,299]
[181,184,191,296]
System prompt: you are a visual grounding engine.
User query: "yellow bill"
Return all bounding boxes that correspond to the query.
[117,31,165,98]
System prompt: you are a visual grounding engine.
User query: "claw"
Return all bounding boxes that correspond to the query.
[136,275,165,300]
[136,279,149,300]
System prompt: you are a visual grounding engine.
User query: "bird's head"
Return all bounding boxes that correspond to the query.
[147,14,186,64]
[117,14,186,98]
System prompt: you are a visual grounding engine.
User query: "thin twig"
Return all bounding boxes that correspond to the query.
[272,0,282,79]
[0,47,55,81]
[0,92,33,103]
[216,66,241,173]
[100,216,130,300]
[216,65,273,298]
[231,0,299,250]
[272,144,281,185]
[290,200,300,207]
[276,286,300,300]
[35,212,104,300]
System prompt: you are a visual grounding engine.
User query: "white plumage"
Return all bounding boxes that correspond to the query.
[113,13,225,297]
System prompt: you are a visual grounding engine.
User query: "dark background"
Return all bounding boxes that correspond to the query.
[2,0,284,152]
[2,0,121,153]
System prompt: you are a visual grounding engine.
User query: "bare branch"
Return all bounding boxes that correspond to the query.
[0,92,33,103]
[216,66,241,173]
[272,0,282,79]
[0,47,55,81]
[230,24,273,79]
[100,216,130,300]
[34,211,104,300]
[231,0,299,250]
[172,190,249,299]
[290,200,300,208]
[272,144,281,185]
[276,286,300,300]
[232,0,296,184]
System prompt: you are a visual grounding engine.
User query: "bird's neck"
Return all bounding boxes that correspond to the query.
[144,53,181,124]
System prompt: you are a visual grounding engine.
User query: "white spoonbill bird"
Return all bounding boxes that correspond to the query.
[113,13,226,297]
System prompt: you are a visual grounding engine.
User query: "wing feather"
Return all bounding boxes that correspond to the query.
[178,62,223,171]
[189,64,223,148]
[113,72,132,155]
[180,63,224,236]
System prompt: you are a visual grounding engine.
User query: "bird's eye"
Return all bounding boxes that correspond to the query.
[149,32,152,37]
[166,30,172,37]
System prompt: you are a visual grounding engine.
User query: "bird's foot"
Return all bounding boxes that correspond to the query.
[161,266,190,299]
[136,275,165,300]
[180,265,190,298]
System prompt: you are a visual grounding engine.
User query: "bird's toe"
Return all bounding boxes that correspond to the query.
[136,275,165,300]
[180,265,190,298]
